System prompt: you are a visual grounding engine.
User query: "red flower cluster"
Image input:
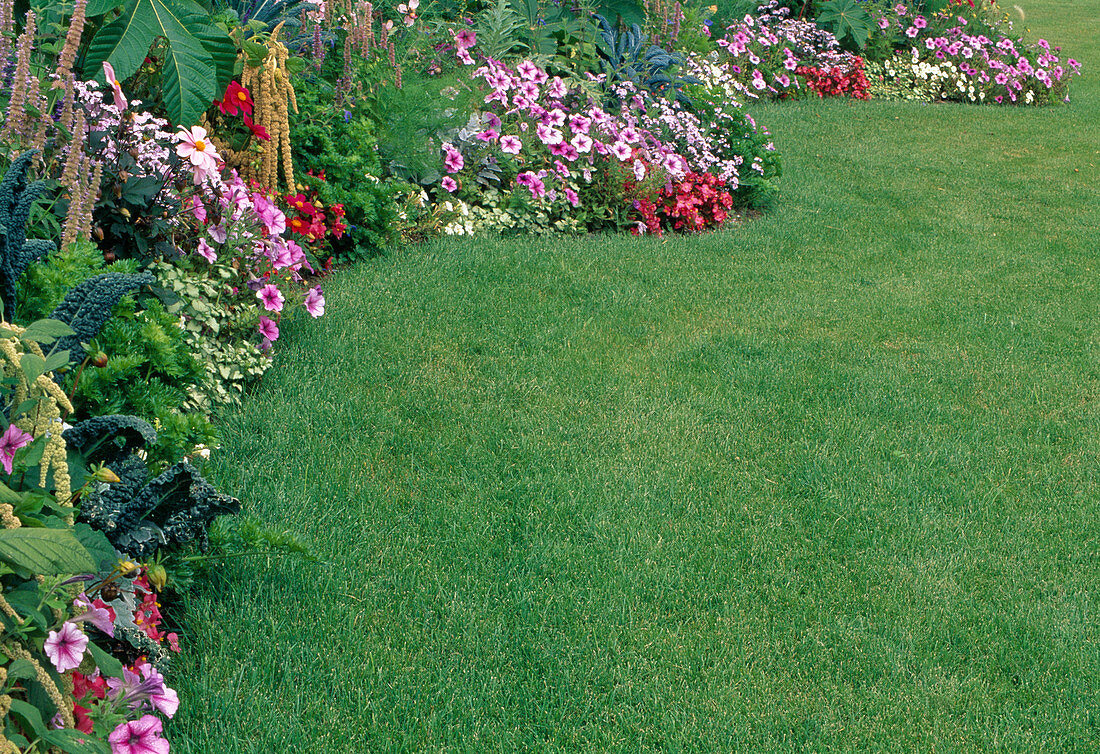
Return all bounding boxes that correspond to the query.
[796,57,871,100]
[284,187,347,241]
[637,171,734,234]
[72,670,109,733]
[214,81,269,141]
[133,571,179,651]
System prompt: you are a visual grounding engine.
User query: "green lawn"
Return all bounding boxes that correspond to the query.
[170,1,1100,750]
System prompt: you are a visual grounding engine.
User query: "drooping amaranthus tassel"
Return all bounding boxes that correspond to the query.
[0,11,36,146]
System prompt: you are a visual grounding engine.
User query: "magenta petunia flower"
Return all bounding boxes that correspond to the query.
[441,176,457,192]
[108,715,170,754]
[499,135,522,154]
[304,286,326,318]
[564,188,579,207]
[442,145,464,173]
[257,316,279,342]
[257,284,285,312]
[0,424,32,475]
[44,622,88,673]
[454,28,476,50]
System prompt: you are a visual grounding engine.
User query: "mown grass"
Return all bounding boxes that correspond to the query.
[169,1,1099,750]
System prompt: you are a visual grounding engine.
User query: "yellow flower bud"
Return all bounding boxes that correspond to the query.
[146,563,168,591]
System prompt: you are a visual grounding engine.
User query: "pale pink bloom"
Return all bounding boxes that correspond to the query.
[257,284,285,312]
[208,222,228,243]
[304,286,326,318]
[102,62,128,111]
[569,114,591,134]
[196,238,217,263]
[516,60,541,81]
[175,125,220,172]
[44,622,88,673]
[71,593,116,637]
[547,108,566,127]
[0,423,32,475]
[536,124,563,145]
[611,141,631,160]
[457,48,474,65]
[499,135,522,154]
[190,196,207,223]
[108,715,170,754]
[571,133,593,153]
[632,159,646,181]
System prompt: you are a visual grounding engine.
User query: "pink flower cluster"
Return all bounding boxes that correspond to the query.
[441,58,688,205]
[177,163,326,348]
[875,3,1081,104]
[715,1,862,100]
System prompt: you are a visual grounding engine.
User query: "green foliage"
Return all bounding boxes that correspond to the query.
[17,239,139,323]
[69,297,218,469]
[0,151,55,323]
[83,0,236,125]
[149,261,271,408]
[0,528,97,576]
[79,456,240,557]
[815,0,876,49]
[48,272,155,361]
[289,84,414,260]
[593,14,699,103]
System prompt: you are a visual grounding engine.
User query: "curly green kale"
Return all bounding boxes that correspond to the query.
[63,415,158,468]
[0,150,55,320]
[48,272,155,359]
[78,459,241,558]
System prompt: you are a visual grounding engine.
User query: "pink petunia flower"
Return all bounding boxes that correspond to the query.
[499,135,522,154]
[190,196,207,223]
[258,316,279,342]
[102,62,128,111]
[547,77,568,99]
[0,424,32,475]
[441,176,458,192]
[108,715,170,754]
[611,142,632,161]
[564,188,579,207]
[632,160,646,181]
[257,284,285,312]
[454,28,476,50]
[196,238,217,263]
[304,286,326,318]
[71,593,116,637]
[442,144,464,173]
[44,622,88,673]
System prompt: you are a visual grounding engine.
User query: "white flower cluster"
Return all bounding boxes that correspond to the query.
[441,200,476,236]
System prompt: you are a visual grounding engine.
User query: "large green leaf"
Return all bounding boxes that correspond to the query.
[816,0,874,49]
[84,0,235,125]
[0,528,97,575]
